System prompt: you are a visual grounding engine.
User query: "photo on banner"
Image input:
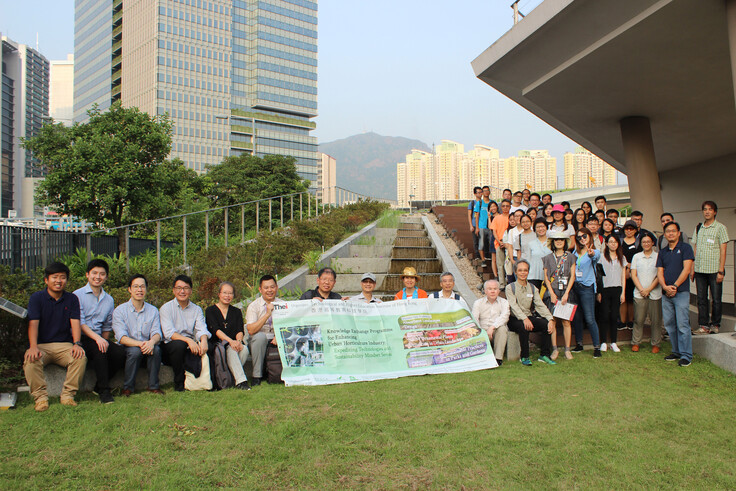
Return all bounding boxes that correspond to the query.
[272,298,498,386]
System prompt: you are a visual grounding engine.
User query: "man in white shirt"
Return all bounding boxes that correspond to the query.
[245,274,282,385]
[509,191,528,214]
[471,280,510,366]
[350,273,383,304]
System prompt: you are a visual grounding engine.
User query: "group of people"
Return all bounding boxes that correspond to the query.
[468,188,729,368]
[21,192,728,411]
[23,259,286,411]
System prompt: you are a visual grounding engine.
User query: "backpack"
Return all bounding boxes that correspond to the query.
[211,341,235,390]
[266,344,283,384]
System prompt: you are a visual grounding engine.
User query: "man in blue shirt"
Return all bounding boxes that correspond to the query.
[657,222,695,366]
[112,274,164,396]
[474,186,496,273]
[73,259,126,404]
[23,262,87,412]
[468,186,482,258]
[160,275,210,391]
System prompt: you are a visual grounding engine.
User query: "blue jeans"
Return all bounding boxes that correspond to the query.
[574,283,600,348]
[695,272,722,327]
[662,291,692,361]
[124,345,162,391]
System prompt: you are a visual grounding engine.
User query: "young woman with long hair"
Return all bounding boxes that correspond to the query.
[598,235,626,352]
[572,227,602,357]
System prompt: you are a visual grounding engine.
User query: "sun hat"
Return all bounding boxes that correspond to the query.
[400,267,420,280]
[546,231,571,250]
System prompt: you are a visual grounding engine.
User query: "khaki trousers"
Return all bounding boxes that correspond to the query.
[23,343,87,403]
[489,325,509,361]
[632,297,663,347]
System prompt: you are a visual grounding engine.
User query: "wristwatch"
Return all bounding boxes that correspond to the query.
[718,271,725,276]
[74,341,83,347]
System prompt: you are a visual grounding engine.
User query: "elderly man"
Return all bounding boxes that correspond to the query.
[160,275,210,391]
[506,260,556,366]
[300,267,343,300]
[472,280,510,366]
[350,273,382,303]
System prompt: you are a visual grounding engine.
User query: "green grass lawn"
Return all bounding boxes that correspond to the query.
[3,345,736,489]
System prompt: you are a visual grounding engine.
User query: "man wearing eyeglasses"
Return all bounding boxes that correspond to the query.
[160,274,210,391]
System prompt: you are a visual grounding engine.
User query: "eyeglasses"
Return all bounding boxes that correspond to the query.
[131,285,146,290]
[174,286,192,292]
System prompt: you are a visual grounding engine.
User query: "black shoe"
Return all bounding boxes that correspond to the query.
[250,378,262,387]
[236,381,251,391]
[678,358,691,367]
[100,390,114,404]
[627,322,634,330]
[593,349,602,358]
[664,354,679,361]
[92,386,100,396]
[174,384,185,392]
[495,359,503,367]
[571,344,584,353]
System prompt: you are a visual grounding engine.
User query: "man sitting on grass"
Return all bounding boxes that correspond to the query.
[246,274,283,386]
[505,260,556,366]
[23,262,87,412]
[112,274,164,396]
[160,275,210,391]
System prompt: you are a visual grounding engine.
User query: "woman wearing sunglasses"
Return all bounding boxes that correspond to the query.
[573,228,603,357]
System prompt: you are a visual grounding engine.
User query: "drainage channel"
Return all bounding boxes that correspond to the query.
[380,217,441,295]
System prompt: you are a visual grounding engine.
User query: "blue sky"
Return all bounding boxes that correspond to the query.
[1,0,599,181]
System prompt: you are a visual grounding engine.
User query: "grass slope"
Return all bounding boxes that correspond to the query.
[2,346,736,489]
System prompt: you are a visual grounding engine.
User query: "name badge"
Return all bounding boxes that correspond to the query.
[576,271,583,278]
[560,277,568,286]
[707,238,715,244]
[526,293,534,298]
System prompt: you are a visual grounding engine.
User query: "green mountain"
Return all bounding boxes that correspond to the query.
[319,132,431,200]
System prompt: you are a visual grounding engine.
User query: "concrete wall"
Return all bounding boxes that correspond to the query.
[659,152,736,305]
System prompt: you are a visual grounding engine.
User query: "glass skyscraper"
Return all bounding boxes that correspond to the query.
[74,0,318,184]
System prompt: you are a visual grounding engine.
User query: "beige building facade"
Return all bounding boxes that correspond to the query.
[317,152,336,205]
[564,146,617,190]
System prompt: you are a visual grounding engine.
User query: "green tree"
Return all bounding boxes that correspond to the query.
[202,154,310,231]
[22,103,176,255]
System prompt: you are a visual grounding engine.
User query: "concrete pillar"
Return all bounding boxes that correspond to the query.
[727,0,736,109]
[619,116,664,231]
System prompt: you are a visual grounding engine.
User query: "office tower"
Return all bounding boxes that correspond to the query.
[74,0,318,183]
[0,35,50,218]
[317,152,336,205]
[564,146,617,189]
[50,55,75,125]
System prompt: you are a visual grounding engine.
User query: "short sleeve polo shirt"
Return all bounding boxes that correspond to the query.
[656,241,695,293]
[27,290,81,344]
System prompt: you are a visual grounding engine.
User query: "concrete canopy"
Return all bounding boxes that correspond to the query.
[471,0,736,174]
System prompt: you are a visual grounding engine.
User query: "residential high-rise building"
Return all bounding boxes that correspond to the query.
[74,0,318,183]
[429,140,464,202]
[50,54,75,125]
[397,149,432,207]
[504,150,556,193]
[465,145,501,200]
[564,146,617,189]
[0,35,50,218]
[317,152,336,205]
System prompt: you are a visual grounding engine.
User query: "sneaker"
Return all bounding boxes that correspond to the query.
[564,350,573,360]
[664,354,679,361]
[550,349,559,361]
[481,261,487,268]
[652,346,660,354]
[122,389,133,397]
[693,326,710,335]
[148,388,165,395]
[99,390,114,404]
[627,322,634,330]
[600,343,607,352]
[495,359,503,366]
[34,400,49,412]
[60,397,77,407]
[571,344,584,353]
[236,381,251,391]
[593,349,602,358]
[710,325,720,334]
[610,343,620,353]
[678,358,692,367]
[520,357,532,366]
[538,355,557,365]
[631,344,640,352]
[617,322,626,331]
